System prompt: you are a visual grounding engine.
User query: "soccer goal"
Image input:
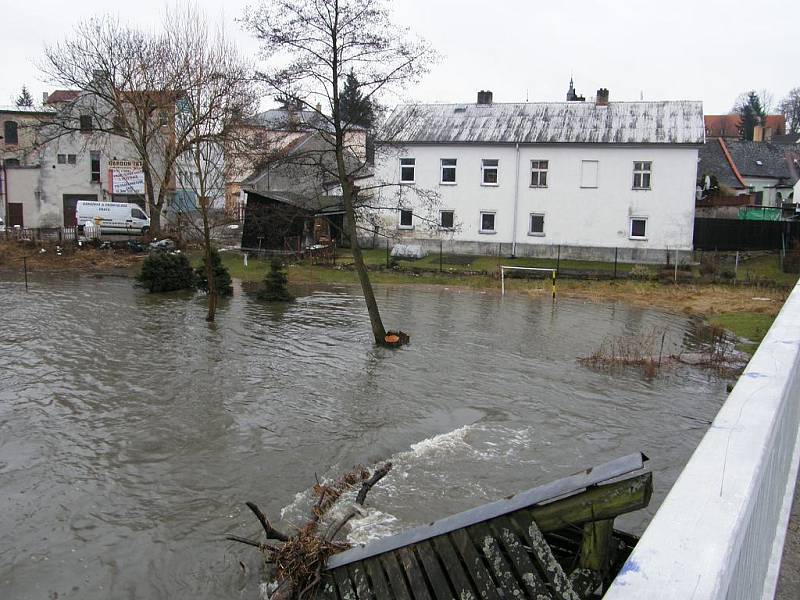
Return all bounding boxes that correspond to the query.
[500,266,557,297]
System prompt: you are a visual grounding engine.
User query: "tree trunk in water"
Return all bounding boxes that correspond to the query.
[343,192,386,344]
[202,203,217,323]
[143,169,161,236]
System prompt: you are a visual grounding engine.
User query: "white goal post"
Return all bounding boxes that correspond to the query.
[500,266,557,297]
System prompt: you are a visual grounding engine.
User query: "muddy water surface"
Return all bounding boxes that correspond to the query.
[0,276,730,599]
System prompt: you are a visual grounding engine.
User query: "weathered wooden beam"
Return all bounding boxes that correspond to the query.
[526,520,580,600]
[578,519,614,572]
[527,473,652,534]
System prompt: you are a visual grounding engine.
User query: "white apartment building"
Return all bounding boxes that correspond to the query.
[374,89,705,262]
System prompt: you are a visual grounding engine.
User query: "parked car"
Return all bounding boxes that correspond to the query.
[76,201,150,235]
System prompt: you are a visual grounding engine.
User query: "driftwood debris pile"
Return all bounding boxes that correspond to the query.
[228,462,393,599]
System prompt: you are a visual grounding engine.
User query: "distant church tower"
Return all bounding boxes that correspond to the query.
[566,77,585,102]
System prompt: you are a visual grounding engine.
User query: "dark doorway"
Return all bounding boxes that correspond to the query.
[8,203,23,227]
[63,194,98,227]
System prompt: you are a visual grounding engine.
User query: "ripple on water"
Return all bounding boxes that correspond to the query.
[0,277,730,600]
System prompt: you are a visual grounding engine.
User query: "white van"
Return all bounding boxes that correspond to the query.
[76,201,150,235]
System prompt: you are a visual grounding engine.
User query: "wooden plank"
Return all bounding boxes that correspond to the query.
[524,521,580,600]
[448,529,501,600]
[524,473,652,533]
[396,547,433,600]
[333,567,357,600]
[414,541,455,600]
[466,522,526,599]
[380,553,413,600]
[326,454,646,569]
[490,516,552,599]
[430,535,479,599]
[348,563,373,600]
[319,573,340,600]
[363,557,393,600]
[578,519,614,573]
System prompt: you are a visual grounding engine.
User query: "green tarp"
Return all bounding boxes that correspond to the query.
[738,207,782,221]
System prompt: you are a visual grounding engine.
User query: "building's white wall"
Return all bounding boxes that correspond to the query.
[5,167,42,227]
[742,177,786,206]
[375,144,699,252]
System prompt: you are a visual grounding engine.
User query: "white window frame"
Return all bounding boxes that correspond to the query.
[633,161,652,190]
[439,209,455,230]
[481,159,499,186]
[528,212,545,236]
[629,216,648,240]
[479,211,496,234]
[530,160,548,188]
[399,209,414,229]
[440,158,457,185]
[580,160,599,188]
[400,158,415,184]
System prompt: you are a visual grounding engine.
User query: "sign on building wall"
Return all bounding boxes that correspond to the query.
[108,159,145,195]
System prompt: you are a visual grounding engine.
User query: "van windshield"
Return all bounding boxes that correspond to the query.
[131,209,147,219]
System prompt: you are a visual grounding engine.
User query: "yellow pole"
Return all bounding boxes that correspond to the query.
[552,269,556,299]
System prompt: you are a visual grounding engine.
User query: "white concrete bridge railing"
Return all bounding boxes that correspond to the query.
[605,281,800,599]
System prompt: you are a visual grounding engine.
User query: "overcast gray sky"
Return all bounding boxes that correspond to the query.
[2,0,797,114]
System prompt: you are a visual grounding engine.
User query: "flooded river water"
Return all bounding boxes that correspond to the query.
[0,275,730,599]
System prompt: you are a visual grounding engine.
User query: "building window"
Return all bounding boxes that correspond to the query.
[440,210,454,229]
[67,154,77,165]
[529,213,545,236]
[479,211,496,233]
[530,160,548,187]
[630,217,647,240]
[90,151,101,183]
[400,158,415,183]
[57,154,66,164]
[80,115,93,132]
[399,209,413,229]
[633,161,652,189]
[4,121,19,145]
[481,159,499,185]
[580,160,598,188]
[440,158,457,184]
[5,158,20,167]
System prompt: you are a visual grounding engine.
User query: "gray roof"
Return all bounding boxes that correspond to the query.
[381,101,705,145]
[725,140,800,184]
[698,139,745,189]
[773,133,800,145]
[247,109,325,130]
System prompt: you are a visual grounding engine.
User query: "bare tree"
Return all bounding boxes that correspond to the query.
[780,87,800,135]
[243,0,436,345]
[40,5,254,238]
[159,7,258,322]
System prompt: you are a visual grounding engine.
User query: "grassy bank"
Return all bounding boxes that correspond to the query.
[218,250,791,352]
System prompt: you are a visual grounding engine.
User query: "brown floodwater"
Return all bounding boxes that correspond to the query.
[0,275,730,599]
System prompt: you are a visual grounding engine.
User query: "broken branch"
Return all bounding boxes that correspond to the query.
[356,462,393,506]
[245,501,290,542]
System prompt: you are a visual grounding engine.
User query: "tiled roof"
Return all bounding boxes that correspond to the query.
[698,139,746,189]
[0,105,53,115]
[381,101,705,145]
[724,140,799,184]
[704,114,786,137]
[45,90,80,104]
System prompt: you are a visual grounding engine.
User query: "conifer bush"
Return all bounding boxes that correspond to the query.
[258,258,294,302]
[136,252,196,293]
[196,249,233,296]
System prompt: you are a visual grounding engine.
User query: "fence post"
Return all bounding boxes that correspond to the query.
[674,249,679,283]
[614,247,618,279]
[439,239,443,273]
[23,256,28,291]
[386,238,389,269]
[735,251,739,281]
[557,244,561,272]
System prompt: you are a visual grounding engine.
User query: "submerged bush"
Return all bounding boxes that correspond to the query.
[136,252,196,293]
[258,258,294,302]
[196,249,233,296]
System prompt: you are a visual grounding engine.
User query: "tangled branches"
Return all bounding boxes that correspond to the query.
[227,462,393,599]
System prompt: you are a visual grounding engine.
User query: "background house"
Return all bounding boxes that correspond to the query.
[705,114,786,140]
[374,89,704,262]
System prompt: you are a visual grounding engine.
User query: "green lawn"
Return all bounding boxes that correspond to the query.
[709,312,777,353]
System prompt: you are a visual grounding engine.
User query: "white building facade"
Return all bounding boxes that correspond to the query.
[374,92,705,262]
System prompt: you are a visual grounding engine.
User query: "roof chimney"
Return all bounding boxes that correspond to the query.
[596,88,609,106]
[477,90,493,105]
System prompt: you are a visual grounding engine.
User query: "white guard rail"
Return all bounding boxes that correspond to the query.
[605,280,800,599]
